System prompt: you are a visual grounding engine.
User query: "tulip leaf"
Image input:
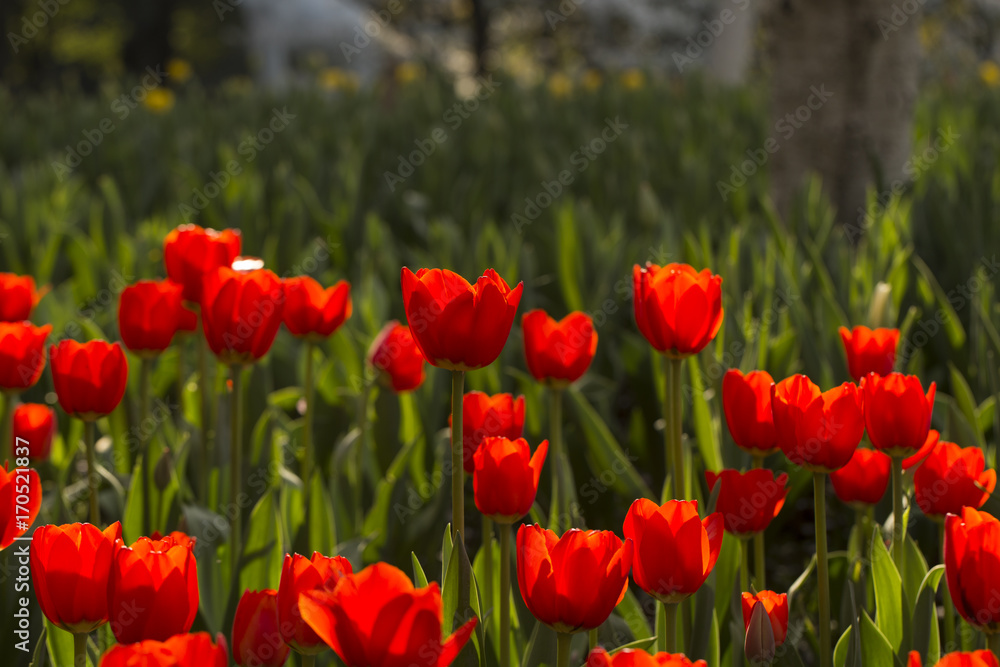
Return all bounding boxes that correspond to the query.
[609,636,656,654]
[902,536,929,612]
[239,490,283,593]
[28,625,47,667]
[412,551,429,588]
[45,619,73,667]
[911,565,945,664]
[473,532,523,665]
[870,527,903,653]
[911,255,965,348]
[307,470,338,555]
[616,587,653,640]
[859,610,896,667]
[688,580,716,660]
[949,363,985,449]
[686,356,722,473]
[556,203,584,313]
[833,626,852,667]
[121,456,145,542]
[360,432,418,561]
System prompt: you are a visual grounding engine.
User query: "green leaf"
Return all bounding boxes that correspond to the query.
[870,527,903,652]
[609,636,657,654]
[687,356,722,471]
[28,625,47,667]
[557,203,584,312]
[859,611,896,667]
[833,626,852,667]
[615,587,653,640]
[45,619,73,667]
[949,364,985,449]
[911,565,945,664]
[412,552,429,588]
[239,490,283,593]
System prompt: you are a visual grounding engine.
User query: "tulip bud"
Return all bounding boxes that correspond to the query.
[744,600,776,666]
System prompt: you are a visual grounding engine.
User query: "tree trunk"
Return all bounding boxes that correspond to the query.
[764,0,920,231]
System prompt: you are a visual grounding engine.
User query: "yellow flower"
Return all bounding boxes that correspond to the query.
[980,61,1000,88]
[395,62,425,85]
[319,67,359,92]
[167,58,193,83]
[582,69,602,91]
[143,88,175,113]
[620,68,645,90]
[547,72,572,98]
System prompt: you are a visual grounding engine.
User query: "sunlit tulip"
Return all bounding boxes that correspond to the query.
[49,340,128,420]
[771,375,864,472]
[722,369,778,457]
[586,647,708,667]
[12,403,55,460]
[0,322,51,391]
[455,391,525,473]
[632,263,723,357]
[282,276,352,341]
[200,266,284,365]
[118,280,195,355]
[163,224,241,304]
[473,437,547,522]
[862,372,935,456]
[521,309,597,385]
[839,326,899,382]
[705,469,787,537]
[233,589,290,667]
[367,321,426,392]
[99,632,228,666]
[277,552,353,655]
[829,448,891,507]
[944,507,1000,632]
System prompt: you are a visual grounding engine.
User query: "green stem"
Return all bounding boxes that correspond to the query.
[302,341,315,546]
[740,537,750,593]
[139,357,151,536]
[814,473,831,667]
[500,525,511,667]
[752,455,766,589]
[670,357,684,500]
[661,355,674,501]
[483,515,494,612]
[85,420,99,525]
[451,370,466,542]
[891,456,905,575]
[989,632,1000,659]
[941,521,955,651]
[74,632,87,667]
[301,654,316,667]
[663,602,678,653]
[589,628,598,652]
[549,387,564,529]
[354,381,370,534]
[197,319,211,500]
[556,632,572,667]
[1,391,16,465]
[230,365,243,580]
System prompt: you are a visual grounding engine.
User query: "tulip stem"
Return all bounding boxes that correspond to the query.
[752,455,766,589]
[301,655,316,667]
[84,420,99,525]
[451,370,466,542]
[662,356,684,501]
[483,515,494,612]
[230,365,243,581]
[355,379,371,534]
[589,628,598,652]
[556,632,572,667]
[302,341,315,548]
[500,524,511,667]
[891,456,906,577]
[989,632,1000,659]
[741,537,750,594]
[663,602,678,653]
[1,392,15,466]
[549,387,564,530]
[813,473,831,667]
[74,632,87,667]
[940,520,955,651]
[197,317,211,500]
[139,357,152,536]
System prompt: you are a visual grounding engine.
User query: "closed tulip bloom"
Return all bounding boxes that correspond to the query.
[401,267,523,371]
[282,276,352,341]
[0,462,41,550]
[108,533,199,643]
[741,591,789,646]
[914,441,996,517]
[862,372,935,456]
[0,273,40,322]
[517,524,633,632]
[367,321,426,392]
[944,507,1000,631]
[233,589,290,667]
[278,552,353,655]
[722,369,778,456]
[632,263,723,358]
[771,375,864,472]
[521,309,597,385]
[201,266,284,365]
[31,522,121,633]
[705,469,788,537]
[298,563,477,667]
[164,224,242,303]
[839,326,899,382]
[99,632,228,667]
[586,647,708,667]
[906,651,1000,667]
[0,322,51,391]
[623,499,723,604]
[49,340,128,420]
[829,448,891,507]
[454,391,525,473]
[118,280,195,355]
[473,437,548,522]
[12,403,54,462]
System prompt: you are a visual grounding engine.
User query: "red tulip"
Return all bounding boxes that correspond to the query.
[944,506,1000,631]
[108,533,199,643]
[704,469,788,537]
[771,375,864,472]
[839,326,899,382]
[282,276,352,341]
[0,273,40,322]
[455,391,525,473]
[473,437,548,522]
[914,440,996,517]
[632,263,723,358]
[904,429,941,470]
[516,524,633,632]
[201,266,284,365]
[49,340,128,420]
[741,591,788,646]
[623,499,722,604]
[521,309,597,385]
[31,522,121,633]
[119,280,195,355]
[277,552,353,655]
[401,267,523,370]
[99,632,228,667]
[164,224,242,303]
[298,562,477,667]
[829,448,891,506]
[586,647,708,667]
[906,651,1000,667]
[13,403,55,460]
[0,462,40,550]
[722,369,778,456]
[862,372,935,456]
[367,321,426,392]
[233,589,290,667]
[0,322,51,391]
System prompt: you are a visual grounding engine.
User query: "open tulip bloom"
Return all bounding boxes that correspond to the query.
[587,647,708,667]
[98,632,229,666]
